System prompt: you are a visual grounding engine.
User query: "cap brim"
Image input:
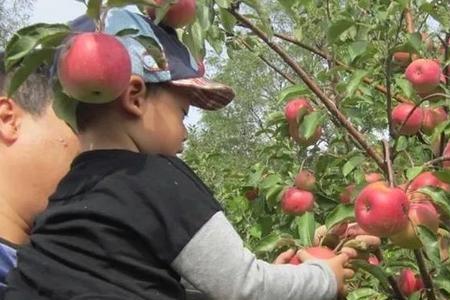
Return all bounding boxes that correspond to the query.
[169,77,235,111]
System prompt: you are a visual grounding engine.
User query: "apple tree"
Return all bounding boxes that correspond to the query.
[3,0,450,299]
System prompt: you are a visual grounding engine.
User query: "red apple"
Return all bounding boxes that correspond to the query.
[405,59,442,94]
[391,103,423,136]
[289,246,335,265]
[284,98,313,123]
[354,182,409,237]
[147,0,197,28]
[422,107,447,135]
[407,171,450,193]
[281,188,315,215]
[397,269,422,297]
[390,200,440,248]
[294,170,316,191]
[368,254,380,266]
[244,188,259,201]
[365,172,383,183]
[57,33,131,103]
[339,184,355,204]
[393,52,418,66]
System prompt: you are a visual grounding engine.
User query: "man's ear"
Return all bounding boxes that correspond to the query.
[119,75,148,117]
[0,97,21,144]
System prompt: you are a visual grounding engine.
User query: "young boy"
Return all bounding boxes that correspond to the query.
[0,54,80,297]
[5,8,355,300]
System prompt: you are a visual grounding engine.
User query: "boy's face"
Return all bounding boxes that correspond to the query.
[138,87,190,156]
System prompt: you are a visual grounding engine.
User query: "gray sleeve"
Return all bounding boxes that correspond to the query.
[171,212,338,300]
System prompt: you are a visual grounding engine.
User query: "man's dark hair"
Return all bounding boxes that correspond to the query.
[0,52,52,116]
[75,82,170,132]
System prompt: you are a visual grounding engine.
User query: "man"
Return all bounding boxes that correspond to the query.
[0,53,80,297]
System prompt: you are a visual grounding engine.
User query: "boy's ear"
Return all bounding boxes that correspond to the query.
[0,97,21,144]
[120,75,148,117]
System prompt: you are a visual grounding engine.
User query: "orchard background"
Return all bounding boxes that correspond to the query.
[3,0,450,299]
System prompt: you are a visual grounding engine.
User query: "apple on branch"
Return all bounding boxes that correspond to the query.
[147,0,197,28]
[57,33,131,103]
[354,182,409,237]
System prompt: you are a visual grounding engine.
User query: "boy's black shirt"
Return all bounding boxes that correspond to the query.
[6,150,222,300]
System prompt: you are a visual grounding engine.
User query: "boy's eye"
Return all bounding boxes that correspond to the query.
[182,109,188,117]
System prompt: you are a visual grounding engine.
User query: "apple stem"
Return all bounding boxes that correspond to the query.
[273,33,411,104]
[414,249,437,300]
[229,9,387,173]
[383,140,395,187]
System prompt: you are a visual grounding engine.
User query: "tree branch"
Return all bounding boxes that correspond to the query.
[383,140,394,187]
[404,6,415,34]
[414,249,437,300]
[424,156,450,167]
[229,8,386,172]
[273,33,410,103]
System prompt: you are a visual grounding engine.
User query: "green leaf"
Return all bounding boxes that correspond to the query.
[395,136,408,152]
[265,185,284,207]
[342,155,365,177]
[327,19,354,43]
[215,0,230,9]
[133,35,167,69]
[348,41,368,62]
[325,204,355,230]
[218,8,236,33]
[419,187,450,218]
[277,84,309,104]
[295,212,315,247]
[254,232,295,254]
[395,78,414,99]
[5,23,70,71]
[406,166,423,181]
[416,226,440,266]
[87,0,102,20]
[52,82,79,131]
[7,48,54,97]
[434,170,450,184]
[298,111,326,140]
[259,174,282,190]
[351,260,391,291]
[107,0,157,7]
[346,70,369,96]
[347,287,388,300]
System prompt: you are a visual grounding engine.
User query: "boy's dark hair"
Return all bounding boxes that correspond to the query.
[75,82,171,132]
[0,52,52,116]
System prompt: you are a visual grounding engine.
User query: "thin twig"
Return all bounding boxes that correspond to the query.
[229,9,387,172]
[414,249,437,300]
[273,33,410,103]
[424,156,450,167]
[404,6,415,34]
[383,140,394,187]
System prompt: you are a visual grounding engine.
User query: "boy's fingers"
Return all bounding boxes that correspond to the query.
[343,268,355,279]
[354,235,381,248]
[273,248,296,264]
[296,249,315,262]
[339,247,358,259]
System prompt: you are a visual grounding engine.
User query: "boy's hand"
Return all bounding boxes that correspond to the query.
[298,247,357,296]
[273,248,296,264]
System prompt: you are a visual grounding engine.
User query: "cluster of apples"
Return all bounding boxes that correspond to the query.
[284,98,322,146]
[281,169,316,216]
[391,36,448,136]
[352,171,446,249]
[57,1,198,104]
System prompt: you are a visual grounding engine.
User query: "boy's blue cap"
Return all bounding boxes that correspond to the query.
[53,8,235,129]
